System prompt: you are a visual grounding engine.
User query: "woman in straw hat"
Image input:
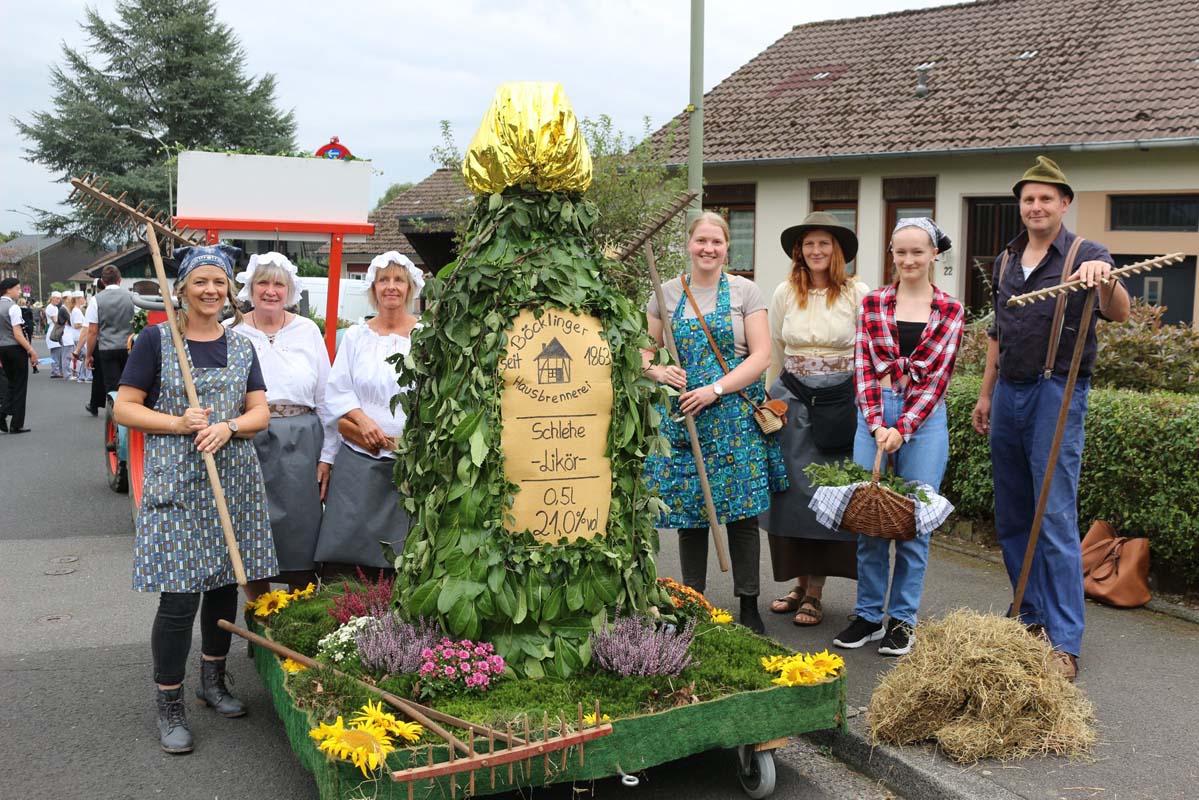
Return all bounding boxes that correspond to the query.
[833,218,963,657]
[643,211,787,633]
[315,251,423,579]
[228,252,335,598]
[114,243,276,754]
[764,212,870,627]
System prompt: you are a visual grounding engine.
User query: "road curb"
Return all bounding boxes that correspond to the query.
[804,716,1022,800]
[931,536,1199,627]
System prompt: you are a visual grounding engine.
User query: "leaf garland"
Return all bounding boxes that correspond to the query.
[393,187,673,679]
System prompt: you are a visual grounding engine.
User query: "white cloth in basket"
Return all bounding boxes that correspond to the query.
[809,483,954,537]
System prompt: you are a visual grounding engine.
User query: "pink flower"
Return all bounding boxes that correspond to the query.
[419,663,435,676]
[443,664,457,676]
[459,639,471,648]
[460,661,472,672]
[457,649,470,660]
[477,661,490,674]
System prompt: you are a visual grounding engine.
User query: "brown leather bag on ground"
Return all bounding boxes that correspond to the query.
[1080,520,1151,608]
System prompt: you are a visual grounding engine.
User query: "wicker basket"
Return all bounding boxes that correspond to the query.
[840,445,917,541]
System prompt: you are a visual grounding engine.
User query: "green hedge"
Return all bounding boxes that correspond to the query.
[943,376,1199,586]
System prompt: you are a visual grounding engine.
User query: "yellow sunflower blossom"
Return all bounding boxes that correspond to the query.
[807,649,845,676]
[289,583,316,600]
[582,712,612,725]
[349,700,424,743]
[281,658,308,673]
[390,720,424,743]
[252,589,291,617]
[316,724,396,778]
[709,608,733,625]
[760,655,788,673]
[773,659,825,687]
[309,715,346,743]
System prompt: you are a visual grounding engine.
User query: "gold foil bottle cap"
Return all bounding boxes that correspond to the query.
[462,82,593,195]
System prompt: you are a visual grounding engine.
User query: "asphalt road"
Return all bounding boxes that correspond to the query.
[0,346,897,800]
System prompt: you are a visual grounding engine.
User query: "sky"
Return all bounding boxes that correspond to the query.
[0,0,961,236]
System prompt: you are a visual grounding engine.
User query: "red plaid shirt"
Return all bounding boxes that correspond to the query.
[855,284,964,440]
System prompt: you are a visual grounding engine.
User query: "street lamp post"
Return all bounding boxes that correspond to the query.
[6,208,43,299]
[115,125,174,215]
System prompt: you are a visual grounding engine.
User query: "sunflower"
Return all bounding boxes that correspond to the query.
[350,700,424,743]
[316,724,396,778]
[309,716,346,743]
[807,650,845,676]
[709,608,733,625]
[289,583,316,600]
[583,712,612,725]
[253,590,291,617]
[773,659,825,687]
[281,658,308,673]
[760,655,788,673]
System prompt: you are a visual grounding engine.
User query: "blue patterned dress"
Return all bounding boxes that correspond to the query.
[645,275,788,528]
[133,324,277,592]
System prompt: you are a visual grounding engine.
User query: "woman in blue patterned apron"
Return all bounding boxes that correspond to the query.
[643,212,788,633]
[115,244,275,755]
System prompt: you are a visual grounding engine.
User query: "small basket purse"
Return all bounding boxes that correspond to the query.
[840,444,918,541]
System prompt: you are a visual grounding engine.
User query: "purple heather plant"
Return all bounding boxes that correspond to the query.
[355,613,442,676]
[590,610,697,677]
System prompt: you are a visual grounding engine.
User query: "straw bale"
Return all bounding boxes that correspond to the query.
[867,608,1097,762]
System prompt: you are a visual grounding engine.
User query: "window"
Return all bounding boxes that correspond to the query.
[1143,276,1163,305]
[704,184,756,278]
[883,177,937,283]
[1110,195,1199,231]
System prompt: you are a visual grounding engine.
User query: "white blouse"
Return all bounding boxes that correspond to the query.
[227,314,338,463]
[768,280,871,379]
[63,306,84,347]
[321,322,415,461]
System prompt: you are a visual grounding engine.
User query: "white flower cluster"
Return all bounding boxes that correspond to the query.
[316,616,374,664]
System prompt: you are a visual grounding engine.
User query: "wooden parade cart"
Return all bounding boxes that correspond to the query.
[243,616,847,800]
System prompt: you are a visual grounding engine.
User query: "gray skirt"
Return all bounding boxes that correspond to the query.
[765,374,860,530]
[315,443,409,569]
[253,413,323,572]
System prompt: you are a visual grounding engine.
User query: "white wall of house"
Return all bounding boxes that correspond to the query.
[706,147,1199,323]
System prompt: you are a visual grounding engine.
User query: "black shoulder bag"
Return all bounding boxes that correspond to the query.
[780,371,856,454]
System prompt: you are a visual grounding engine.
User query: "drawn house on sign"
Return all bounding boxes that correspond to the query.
[536,337,572,385]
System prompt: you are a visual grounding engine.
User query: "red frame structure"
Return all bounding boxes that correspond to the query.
[173,216,375,358]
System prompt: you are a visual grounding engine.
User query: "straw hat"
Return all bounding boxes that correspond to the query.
[1013,155,1074,200]
[779,211,859,262]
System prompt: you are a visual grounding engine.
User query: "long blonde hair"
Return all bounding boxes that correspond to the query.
[789,231,850,309]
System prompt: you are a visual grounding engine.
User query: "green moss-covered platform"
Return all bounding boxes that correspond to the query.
[249,620,846,799]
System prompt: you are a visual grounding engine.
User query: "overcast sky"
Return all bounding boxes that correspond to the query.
[1,0,959,236]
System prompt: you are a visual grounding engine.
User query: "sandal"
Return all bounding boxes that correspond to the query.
[792,596,823,627]
[769,588,804,614]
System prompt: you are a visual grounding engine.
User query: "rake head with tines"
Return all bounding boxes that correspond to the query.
[1006,253,1185,307]
[612,190,698,263]
[67,173,203,248]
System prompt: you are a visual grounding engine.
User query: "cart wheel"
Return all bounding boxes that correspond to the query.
[104,396,129,493]
[738,747,776,799]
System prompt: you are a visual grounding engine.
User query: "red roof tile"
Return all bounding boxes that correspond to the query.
[653,0,1199,163]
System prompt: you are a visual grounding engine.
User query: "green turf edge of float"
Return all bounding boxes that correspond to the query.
[250,618,847,800]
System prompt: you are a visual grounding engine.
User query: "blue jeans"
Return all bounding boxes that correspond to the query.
[990,376,1088,656]
[851,389,949,627]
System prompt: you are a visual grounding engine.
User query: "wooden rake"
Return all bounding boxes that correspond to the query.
[1005,252,1184,617]
[68,174,247,584]
[218,621,613,799]
[611,191,731,572]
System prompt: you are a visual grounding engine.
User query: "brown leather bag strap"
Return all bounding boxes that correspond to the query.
[680,276,768,408]
[1043,236,1086,379]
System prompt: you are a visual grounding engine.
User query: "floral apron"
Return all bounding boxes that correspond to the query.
[133,324,277,592]
[645,275,788,528]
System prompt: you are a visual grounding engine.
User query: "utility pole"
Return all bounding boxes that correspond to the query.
[688,0,704,222]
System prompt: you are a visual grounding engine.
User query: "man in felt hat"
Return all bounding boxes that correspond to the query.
[971,156,1130,681]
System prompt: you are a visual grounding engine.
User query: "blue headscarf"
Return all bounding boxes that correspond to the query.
[173,244,243,282]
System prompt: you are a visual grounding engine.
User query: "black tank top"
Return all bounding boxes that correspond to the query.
[896,320,925,358]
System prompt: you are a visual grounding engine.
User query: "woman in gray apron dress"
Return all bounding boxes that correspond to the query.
[316,252,421,578]
[229,253,335,598]
[765,213,870,627]
[115,244,275,755]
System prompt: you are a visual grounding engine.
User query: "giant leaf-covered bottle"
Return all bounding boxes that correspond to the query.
[394,82,669,678]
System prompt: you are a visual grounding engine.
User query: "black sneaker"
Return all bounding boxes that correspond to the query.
[833,615,885,649]
[878,619,914,656]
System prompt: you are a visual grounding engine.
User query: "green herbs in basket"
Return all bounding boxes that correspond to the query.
[804,460,931,503]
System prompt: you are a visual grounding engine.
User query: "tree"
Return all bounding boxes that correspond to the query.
[13,0,296,244]
[373,182,414,212]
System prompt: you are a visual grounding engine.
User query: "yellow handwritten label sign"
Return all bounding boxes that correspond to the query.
[500,308,613,542]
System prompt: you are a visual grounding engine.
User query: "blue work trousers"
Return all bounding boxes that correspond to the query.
[851,389,949,627]
[991,375,1088,656]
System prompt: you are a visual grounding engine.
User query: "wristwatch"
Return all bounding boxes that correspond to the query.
[711,382,724,396]
[223,419,239,434]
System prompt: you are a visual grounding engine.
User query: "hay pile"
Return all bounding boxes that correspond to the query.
[867,608,1097,762]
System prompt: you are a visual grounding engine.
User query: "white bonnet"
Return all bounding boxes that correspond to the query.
[235,252,301,306]
[366,251,424,300]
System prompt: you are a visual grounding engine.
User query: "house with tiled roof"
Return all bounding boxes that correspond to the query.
[656,0,1199,323]
[0,234,109,298]
[319,168,471,277]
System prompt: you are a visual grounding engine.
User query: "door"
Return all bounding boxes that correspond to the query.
[964,198,1022,313]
